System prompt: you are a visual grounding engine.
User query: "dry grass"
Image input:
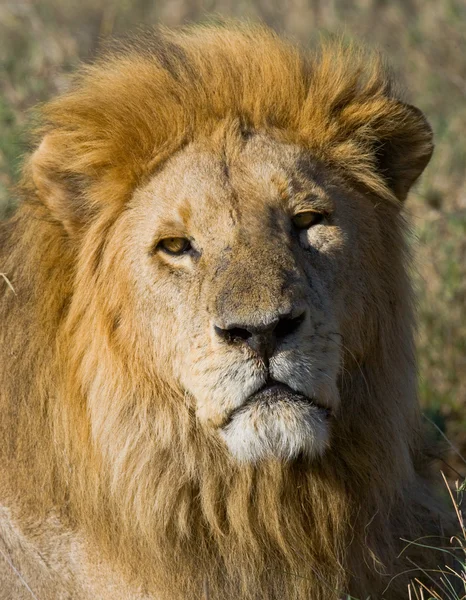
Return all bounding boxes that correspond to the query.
[404,474,466,600]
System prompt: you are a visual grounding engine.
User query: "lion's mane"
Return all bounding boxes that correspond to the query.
[0,23,450,600]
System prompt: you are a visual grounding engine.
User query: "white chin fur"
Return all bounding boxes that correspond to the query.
[220,399,330,463]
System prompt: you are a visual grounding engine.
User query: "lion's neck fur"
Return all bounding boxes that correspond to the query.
[1,206,431,599]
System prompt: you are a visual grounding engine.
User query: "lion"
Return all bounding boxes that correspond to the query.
[0,23,455,600]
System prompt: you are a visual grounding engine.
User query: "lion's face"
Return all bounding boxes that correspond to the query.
[109,128,385,463]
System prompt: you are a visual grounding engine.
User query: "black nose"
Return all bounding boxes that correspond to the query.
[214,311,306,365]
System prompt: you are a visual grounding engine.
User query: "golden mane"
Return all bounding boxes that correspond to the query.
[25,23,432,219]
[0,23,452,600]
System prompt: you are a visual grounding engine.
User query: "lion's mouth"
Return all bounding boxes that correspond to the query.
[244,379,332,417]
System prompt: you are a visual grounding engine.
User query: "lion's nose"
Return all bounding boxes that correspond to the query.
[214,311,306,365]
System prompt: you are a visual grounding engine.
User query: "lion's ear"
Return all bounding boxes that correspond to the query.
[372,103,433,202]
[30,135,89,236]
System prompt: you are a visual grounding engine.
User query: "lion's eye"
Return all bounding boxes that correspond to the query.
[157,237,192,256]
[292,211,325,229]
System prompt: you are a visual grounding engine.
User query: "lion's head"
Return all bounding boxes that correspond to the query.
[2,23,448,600]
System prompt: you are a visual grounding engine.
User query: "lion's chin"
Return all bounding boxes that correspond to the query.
[220,383,331,463]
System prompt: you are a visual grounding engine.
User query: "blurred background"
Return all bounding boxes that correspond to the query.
[0,0,465,468]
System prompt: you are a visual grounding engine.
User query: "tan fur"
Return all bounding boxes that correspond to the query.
[0,23,453,600]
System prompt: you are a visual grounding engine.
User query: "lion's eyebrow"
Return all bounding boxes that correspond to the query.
[291,193,335,213]
[286,173,333,204]
[270,174,332,209]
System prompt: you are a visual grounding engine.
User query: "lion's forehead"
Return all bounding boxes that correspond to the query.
[134,133,331,241]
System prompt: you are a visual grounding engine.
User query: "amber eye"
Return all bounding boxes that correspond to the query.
[157,237,192,256]
[292,211,325,229]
